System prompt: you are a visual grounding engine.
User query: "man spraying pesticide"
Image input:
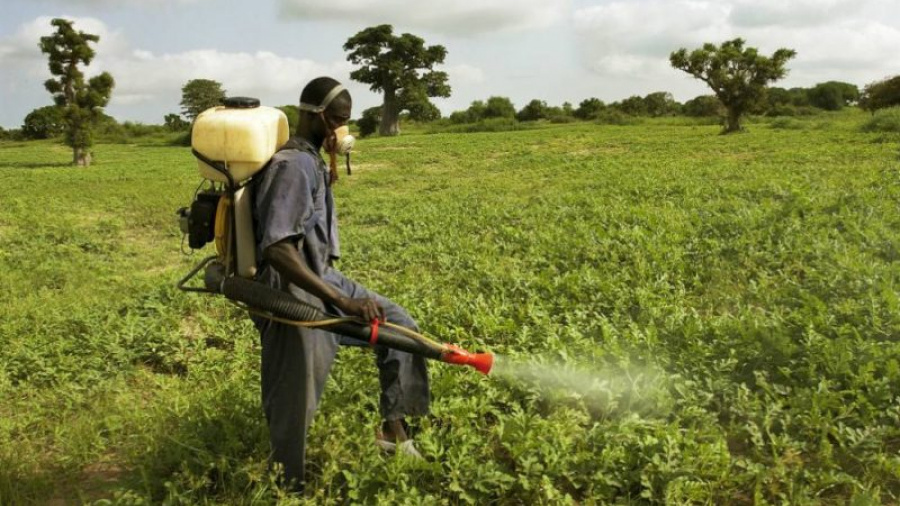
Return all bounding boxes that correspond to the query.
[176,77,492,492]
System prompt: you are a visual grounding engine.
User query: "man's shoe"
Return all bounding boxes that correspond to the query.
[376,419,424,459]
[375,436,424,459]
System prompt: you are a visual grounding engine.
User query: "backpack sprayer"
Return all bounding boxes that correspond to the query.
[176,97,493,375]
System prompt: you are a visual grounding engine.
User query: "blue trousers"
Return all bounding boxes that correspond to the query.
[254,267,430,491]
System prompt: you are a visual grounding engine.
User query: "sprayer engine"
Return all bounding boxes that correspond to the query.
[177,188,224,250]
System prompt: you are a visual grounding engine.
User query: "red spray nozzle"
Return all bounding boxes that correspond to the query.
[440,344,494,375]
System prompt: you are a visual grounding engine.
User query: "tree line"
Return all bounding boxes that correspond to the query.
[5,20,900,162]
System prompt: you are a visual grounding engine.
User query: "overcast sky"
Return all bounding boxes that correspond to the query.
[1,0,898,128]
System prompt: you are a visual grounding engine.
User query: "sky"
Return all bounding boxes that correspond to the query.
[1,0,899,128]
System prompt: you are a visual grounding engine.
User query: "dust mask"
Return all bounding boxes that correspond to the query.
[331,125,354,156]
[299,83,355,182]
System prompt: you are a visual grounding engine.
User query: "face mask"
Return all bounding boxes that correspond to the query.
[322,119,355,182]
[300,83,355,182]
[331,125,355,156]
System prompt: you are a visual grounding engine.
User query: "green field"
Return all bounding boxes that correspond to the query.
[1,111,899,505]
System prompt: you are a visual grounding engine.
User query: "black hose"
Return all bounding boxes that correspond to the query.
[218,274,445,360]
[222,276,324,322]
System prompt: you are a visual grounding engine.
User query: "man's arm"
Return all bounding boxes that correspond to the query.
[264,239,385,322]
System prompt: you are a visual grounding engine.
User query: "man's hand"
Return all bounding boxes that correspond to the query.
[336,297,385,322]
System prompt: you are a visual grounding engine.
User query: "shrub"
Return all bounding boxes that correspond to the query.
[549,115,577,124]
[683,95,723,118]
[770,118,805,130]
[427,117,530,134]
[860,107,900,133]
[595,109,640,126]
[357,106,381,138]
[765,105,820,117]
[22,106,64,139]
[575,98,606,120]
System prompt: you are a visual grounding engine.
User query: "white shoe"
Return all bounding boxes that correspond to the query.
[376,438,424,459]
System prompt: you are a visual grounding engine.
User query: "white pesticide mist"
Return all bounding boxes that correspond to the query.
[489,354,670,415]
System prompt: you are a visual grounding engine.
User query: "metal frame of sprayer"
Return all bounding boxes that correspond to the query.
[175,118,492,375]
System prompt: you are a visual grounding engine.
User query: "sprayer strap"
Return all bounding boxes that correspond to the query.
[298,84,346,113]
[369,319,380,346]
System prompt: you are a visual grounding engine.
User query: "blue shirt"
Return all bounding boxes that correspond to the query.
[252,137,340,296]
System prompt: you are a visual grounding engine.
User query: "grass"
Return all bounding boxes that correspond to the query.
[1,109,898,504]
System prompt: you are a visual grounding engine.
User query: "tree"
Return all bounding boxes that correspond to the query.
[575,98,606,120]
[618,95,648,116]
[517,99,549,122]
[683,95,724,117]
[163,113,190,132]
[807,81,859,111]
[483,96,517,119]
[463,100,486,122]
[39,18,115,166]
[406,99,441,122]
[180,79,225,121]
[670,38,796,133]
[357,106,382,138]
[344,25,450,136]
[644,91,678,117]
[22,105,64,139]
[860,76,900,114]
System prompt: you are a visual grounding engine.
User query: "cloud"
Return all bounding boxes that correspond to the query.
[279,0,569,36]
[101,48,350,105]
[28,0,202,5]
[0,15,486,125]
[445,63,485,85]
[573,0,900,95]
[729,0,858,28]
[573,1,730,78]
[0,15,127,66]
[0,16,360,121]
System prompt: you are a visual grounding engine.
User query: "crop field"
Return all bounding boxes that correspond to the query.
[1,111,899,504]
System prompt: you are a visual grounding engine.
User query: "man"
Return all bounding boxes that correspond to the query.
[251,76,430,491]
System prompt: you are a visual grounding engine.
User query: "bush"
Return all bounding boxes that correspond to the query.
[357,107,381,138]
[95,121,169,143]
[860,107,900,133]
[683,95,723,117]
[171,131,192,146]
[427,117,530,134]
[22,106,64,139]
[861,75,900,114]
[595,109,640,126]
[765,105,820,117]
[164,113,190,132]
[575,98,606,120]
[769,118,805,130]
[549,115,577,124]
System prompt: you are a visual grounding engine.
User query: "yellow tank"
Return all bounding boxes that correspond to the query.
[191,98,290,183]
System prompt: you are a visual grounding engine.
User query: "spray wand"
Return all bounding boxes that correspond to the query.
[201,263,494,375]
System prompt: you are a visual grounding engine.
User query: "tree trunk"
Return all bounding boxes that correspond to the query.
[379,88,401,136]
[73,147,91,167]
[724,108,742,133]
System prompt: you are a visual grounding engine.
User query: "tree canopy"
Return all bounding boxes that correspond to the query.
[39,18,115,166]
[807,81,859,111]
[575,98,606,120]
[344,24,450,136]
[670,38,795,133]
[517,99,549,122]
[22,105,64,139]
[861,75,900,114]
[177,79,224,146]
[180,79,226,121]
